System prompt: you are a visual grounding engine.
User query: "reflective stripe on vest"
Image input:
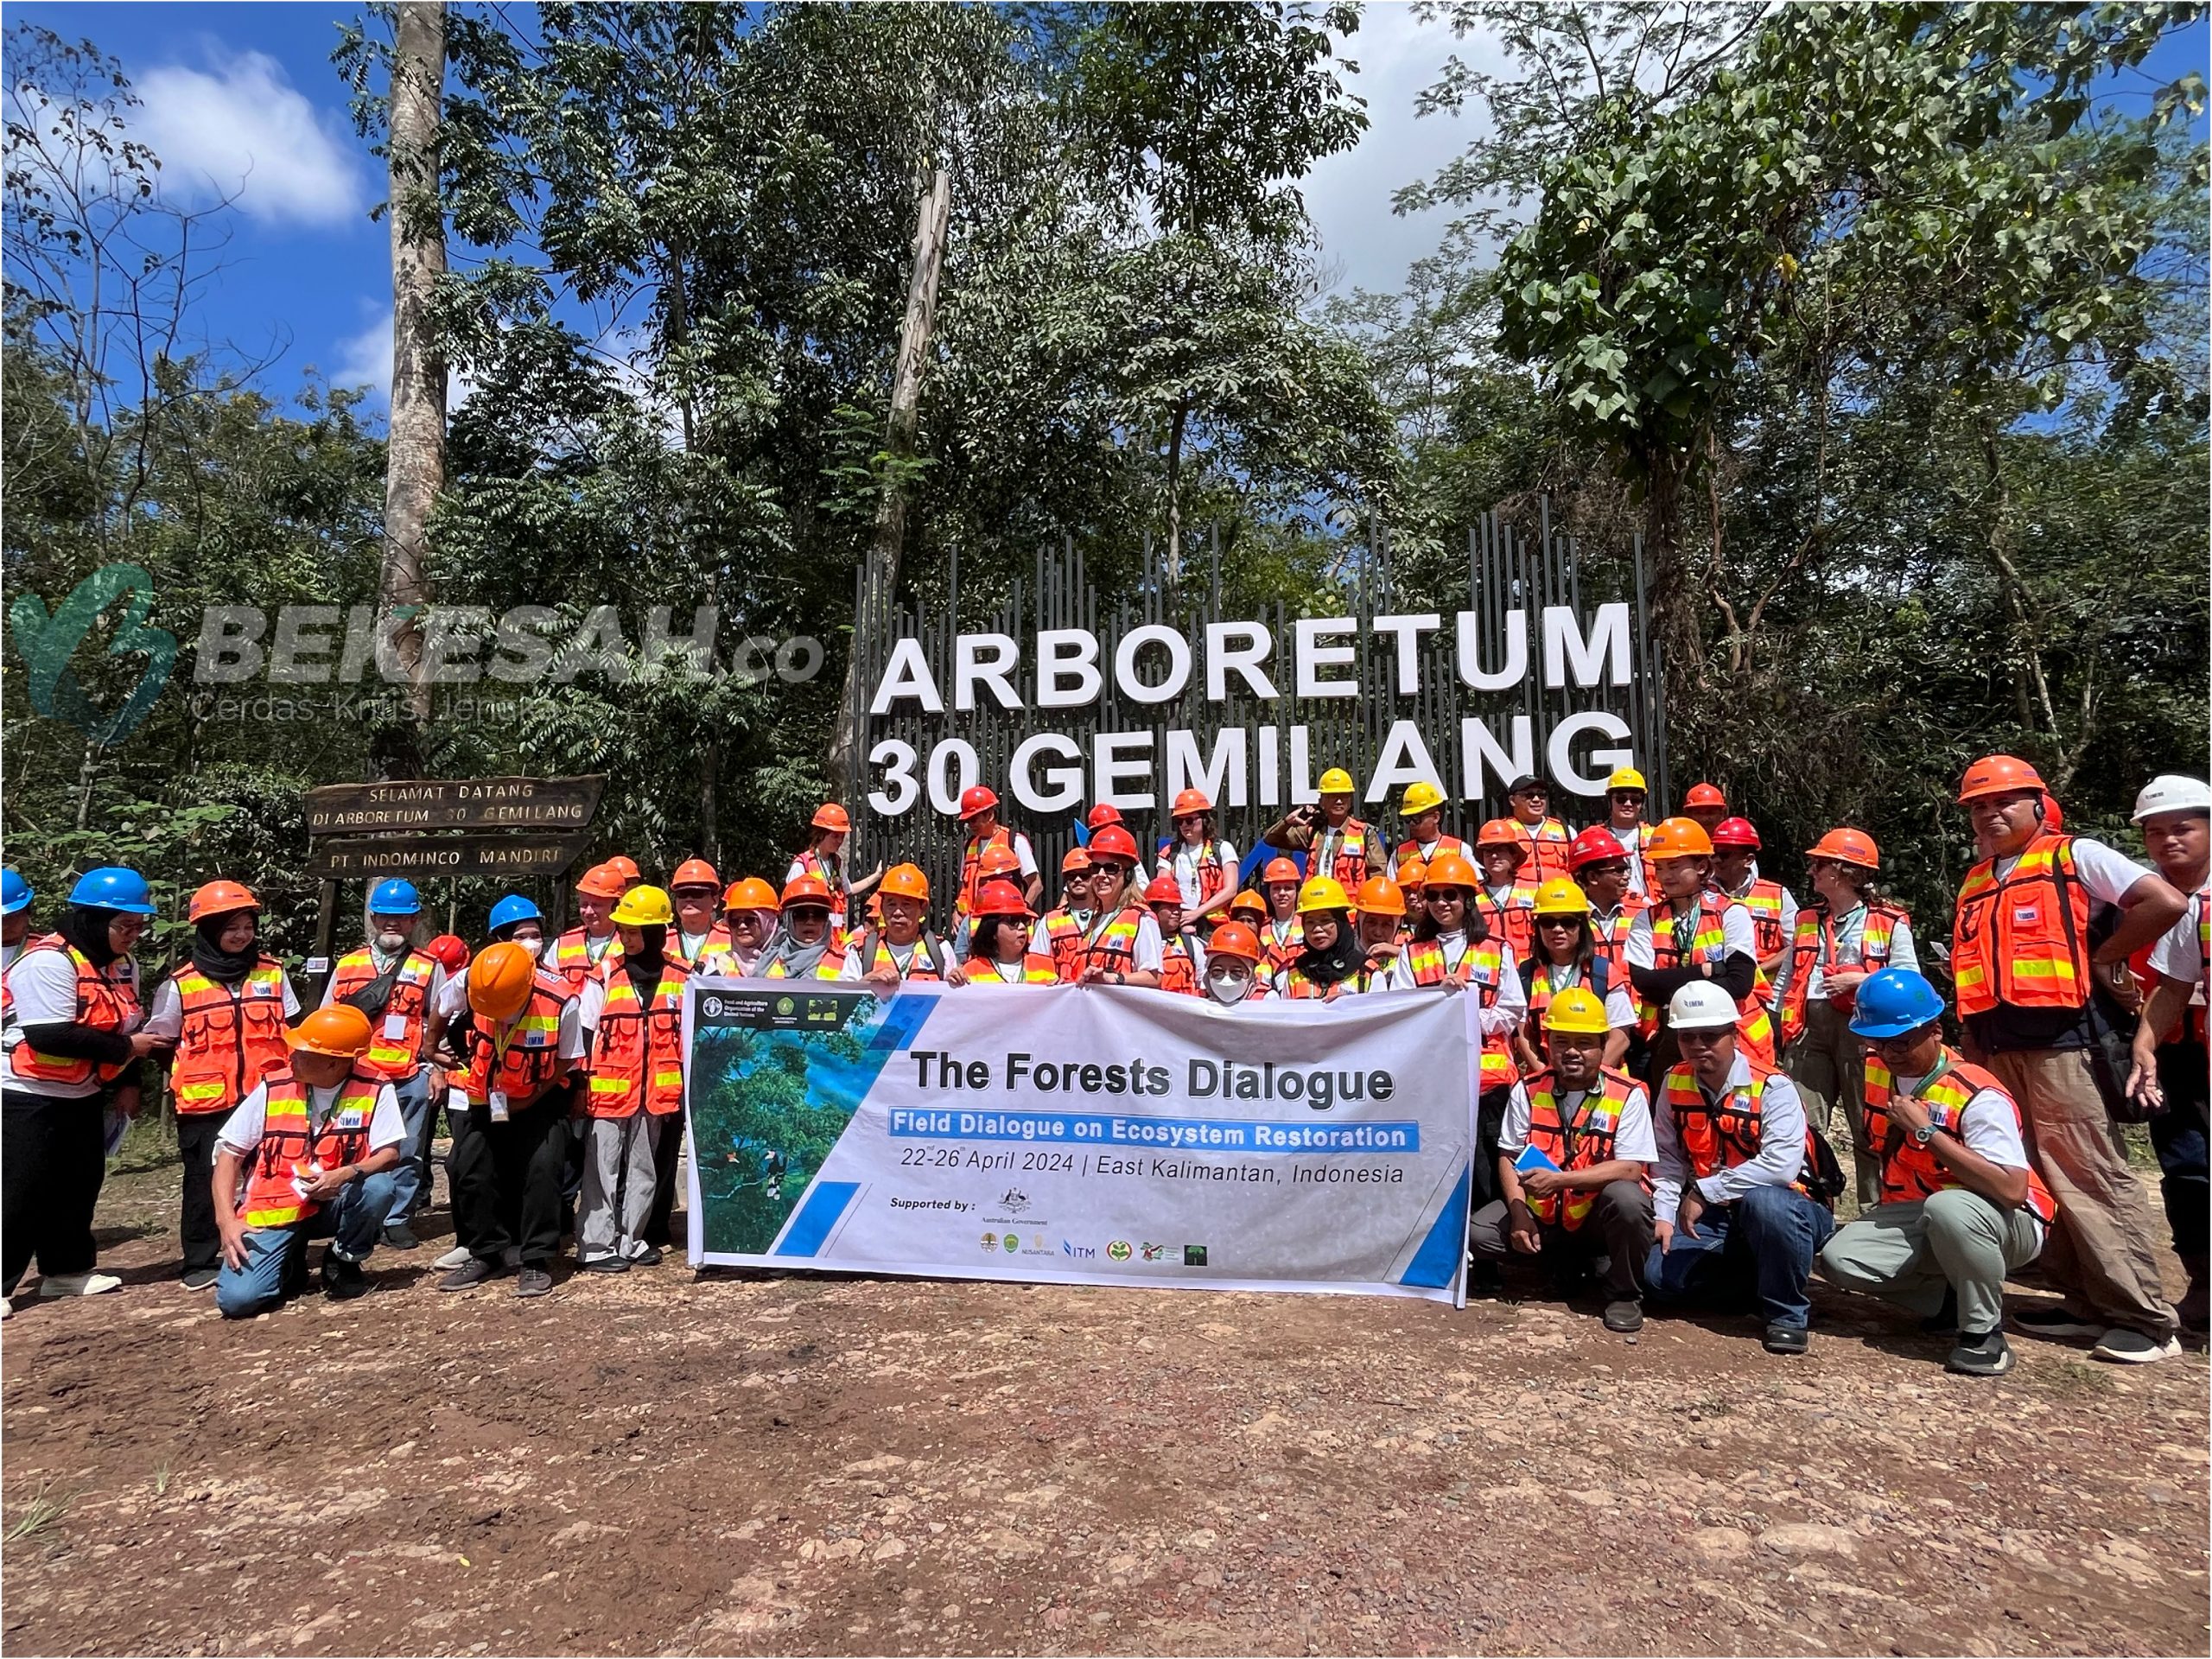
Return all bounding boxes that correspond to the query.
[1403,936,1518,1090]
[955,827,1017,922]
[587,963,689,1116]
[1158,940,1198,995]
[1078,907,1145,976]
[1476,882,1538,963]
[1156,841,1230,907]
[1313,820,1372,890]
[5,941,139,1086]
[1522,1067,1646,1230]
[169,962,289,1113]
[1524,955,1611,1026]
[968,954,1060,985]
[1637,894,1776,1065]
[466,977,570,1105]
[1391,836,1470,888]
[1259,916,1304,978]
[1662,1059,1814,1198]
[1779,900,1905,1042]
[239,1071,379,1228]
[1039,910,1089,980]
[327,948,435,1078]
[1863,1052,2057,1225]
[1952,833,2092,1016]
[551,928,621,996]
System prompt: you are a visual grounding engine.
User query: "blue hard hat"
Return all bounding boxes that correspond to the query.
[369,877,422,917]
[1848,968,1947,1040]
[68,865,156,915]
[488,893,542,931]
[1,867,30,915]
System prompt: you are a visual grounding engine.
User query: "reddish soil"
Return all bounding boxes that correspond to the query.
[3,1154,2207,1656]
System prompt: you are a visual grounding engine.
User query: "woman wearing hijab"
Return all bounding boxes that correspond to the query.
[141,881,301,1290]
[1274,879,1367,999]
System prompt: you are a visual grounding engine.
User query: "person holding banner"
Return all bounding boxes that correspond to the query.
[1471,986,1656,1332]
[1473,819,1539,962]
[1274,880,1366,999]
[765,877,838,981]
[832,865,965,984]
[1255,857,1305,981]
[1647,981,1836,1356]
[1196,922,1272,1004]
[1389,780,1470,889]
[1073,830,1163,988]
[1141,875,1205,993]
[963,880,1061,985]
[1039,849,1095,980]
[790,803,881,940]
[1333,876,1412,995]
[1516,878,1634,1074]
[1260,766,1375,890]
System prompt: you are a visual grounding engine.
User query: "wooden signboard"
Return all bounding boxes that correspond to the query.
[305,774,605,837]
[307,832,594,880]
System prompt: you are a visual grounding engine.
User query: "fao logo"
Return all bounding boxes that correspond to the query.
[702,996,727,1018]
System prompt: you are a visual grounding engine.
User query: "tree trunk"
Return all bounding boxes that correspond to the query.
[376,0,447,779]
[826,166,952,801]
[1164,396,1188,585]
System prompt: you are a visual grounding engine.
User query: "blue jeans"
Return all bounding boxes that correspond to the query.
[382,1071,434,1224]
[2152,1040,2209,1255]
[217,1170,397,1319]
[1644,1182,1835,1330]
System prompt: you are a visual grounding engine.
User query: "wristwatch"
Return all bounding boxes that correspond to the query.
[1911,1124,1937,1147]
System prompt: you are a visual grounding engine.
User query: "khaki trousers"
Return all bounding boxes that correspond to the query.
[1787,997,1879,1206]
[1819,1191,2043,1337]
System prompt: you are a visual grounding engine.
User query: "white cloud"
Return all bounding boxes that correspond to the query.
[133,51,369,228]
[331,306,392,402]
[1304,3,1510,297]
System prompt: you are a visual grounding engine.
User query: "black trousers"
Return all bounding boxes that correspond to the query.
[1468,1179,1656,1300]
[450,1098,568,1266]
[2152,1039,2210,1254]
[175,1107,237,1274]
[446,1108,486,1253]
[1470,1084,1511,1213]
[3,1089,108,1293]
[642,1109,686,1247]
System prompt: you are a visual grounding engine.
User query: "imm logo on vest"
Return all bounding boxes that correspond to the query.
[864,602,1648,817]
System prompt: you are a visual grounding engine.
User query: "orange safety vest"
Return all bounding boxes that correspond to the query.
[1154,840,1231,909]
[1039,908,1090,981]
[955,828,1019,926]
[1520,1066,1649,1230]
[587,961,688,1117]
[550,927,622,997]
[1158,938,1200,995]
[1522,955,1614,1028]
[4,940,141,1086]
[1589,901,1640,972]
[678,923,733,969]
[168,959,290,1115]
[1403,935,1519,1090]
[822,930,951,982]
[1391,836,1471,888]
[327,946,436,1080]
[1258,915,1305,980]
[1779,899,1908,1043]
[1275,965,1333,999]
[1862,1050,2057,1224]
[1077,906,1147,977]
[1635,894,1776,1066]
[966,953,1060,985]
[1310,819,1374,890]
[238,1069,380,1229]
[1952,833,2094,1017]
[1508,817,1573,883]
[792,847,851,935]
[1475,880,1539,963]
[1662,1058,1819,1198]
[464,974,573,1107]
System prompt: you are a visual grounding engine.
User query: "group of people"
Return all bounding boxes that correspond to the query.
[2,759,2203,1378]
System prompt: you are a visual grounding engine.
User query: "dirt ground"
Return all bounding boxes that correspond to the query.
[3,1144,2208,1658]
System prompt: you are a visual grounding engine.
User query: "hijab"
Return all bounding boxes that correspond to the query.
[1291,909,1364,987]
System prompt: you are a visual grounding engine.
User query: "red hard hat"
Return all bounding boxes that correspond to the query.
[959,785,1000,820]
[1085,803,1125,830]
[188,879,259,923]
[1142,874,1183,906]
[1089,825,1138,864]
[1567,827,1628,871]
[671,857,720,890]
[973,879,1032,918]
[1170,788,1212,817]
[1957,754,2047,804]
[423,932,470,973]
[1684,782,1728,809]
[1262,856,1301,885]
[1710,817,1761,850]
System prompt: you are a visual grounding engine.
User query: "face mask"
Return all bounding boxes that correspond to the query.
[1207,969,1252,1004]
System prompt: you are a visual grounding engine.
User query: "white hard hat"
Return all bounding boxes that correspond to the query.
[2132,774,2212,823]
[1669,981,1740,1031]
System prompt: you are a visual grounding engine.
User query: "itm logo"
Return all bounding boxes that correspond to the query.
[8,564,175,743]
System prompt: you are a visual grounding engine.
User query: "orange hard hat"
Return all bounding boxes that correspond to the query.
[880,862,931,902]
[1060,846,1094,874]
[1396,861,1428,889]
[1424,852,1481,892]
[723,876,781,912]
[973,879,1032,918]
[1958,753,2048,804]
[958,785,1000,821]
[1355,875,1407,918]
[1085,803,1126,830]
[977,844,1022,878]
[1206,921,1262,964]
[1142,874,1184,906]
[1806,827,1881,868]
[671,857,720,890]
[575,862,628,899]
[1710,817,1761,850]
[781,874,835,909]
[1230,887,1266,918]
[423,933,470,973]
[1171,787,1212,817]
[1475,818,1523,850]
[1644,817,1715,860]
[1089,825,1139,864]
[288,1004,373,1058]
[811,802,851,833]
[1684,782,1728,809]
[604,855,643,884]
[187,880,259,923]
[1262,856,1301,886]
[467,940,540,1021]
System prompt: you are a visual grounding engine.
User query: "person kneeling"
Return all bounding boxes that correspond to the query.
[1816,969,2056,1376]
[1646,982,1839,1355]
[210,1007,404,1318]
[1471,988,1655,1332]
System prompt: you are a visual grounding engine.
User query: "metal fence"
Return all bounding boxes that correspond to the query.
[848,500,1667,901]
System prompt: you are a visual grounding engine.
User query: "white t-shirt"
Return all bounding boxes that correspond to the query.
[968,831,1040,882]
[1424,931,1527,1036]
[1624,899,1758,972]
[2,947,143,1097]
[141,967,302,1042]
[1992,836,2150,903]
[215,1077,407,1159]
[2147,890,2209,1002]
[1611,823,1649,898]
[1888,1069,2034,1170]
[1651,1052,1809,1216]
[1498,1078,1658,1164]
[1784,907,1922,1004]
[1527,960,1637,1029]
[1166,840,1239,911]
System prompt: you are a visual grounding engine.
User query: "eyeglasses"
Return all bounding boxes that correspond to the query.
[1538,916,1579,929]
[1608,791,1646,803]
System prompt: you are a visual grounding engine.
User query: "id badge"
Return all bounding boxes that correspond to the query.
[382,1012,409,1040]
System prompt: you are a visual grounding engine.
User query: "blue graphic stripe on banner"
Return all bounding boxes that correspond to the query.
[868,994,938,1052]
[1398,1165,1471,1288]
[889,1108,1420,1153]
[774,1181,861,1257]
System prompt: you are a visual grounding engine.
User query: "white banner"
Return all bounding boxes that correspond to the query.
[683,982,1475,1304]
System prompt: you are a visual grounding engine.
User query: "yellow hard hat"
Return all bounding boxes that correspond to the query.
[1296,876,1352,914]
[1532,876,1591,917]
[1401,779,1446,817]
[611,884,675,927]
[1318,767,1356,796]
[1605,766,1648,792]
[1542,986,1611,1035]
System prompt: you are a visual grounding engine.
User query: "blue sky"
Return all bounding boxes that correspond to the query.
[8,3,2204,423]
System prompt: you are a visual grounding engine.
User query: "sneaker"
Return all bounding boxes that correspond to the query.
[2012,1304,2101,1339]
[383,1222,421,1251]
[580,1256,629,1275]
[1602,1299,1644,1333]
[321,1256,371,1302]
[438,1258,498,1292]
[515,1265,554,1299]
[630,1245,664,1268]
[0,1299,11,1321]
[1918,1289,1959,1336]
[181,1267,219,1293]
[2092,1328,2183,1364]
[501,1246,523,1269]
[433,1244,474,1271]
[1946,1330,2013,1376]
[1763,1322,1810,1356]
[38,1271,121,1299]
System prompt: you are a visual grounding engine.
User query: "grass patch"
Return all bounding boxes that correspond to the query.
[2040,1359,2116,1399]
[4,1481,77,1543]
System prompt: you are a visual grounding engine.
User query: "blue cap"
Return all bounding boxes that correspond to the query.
[1,867,30,916]
[1847,968,1948,1040]
[369,878,422,917]
[68,866,156,915]
[488,893,542,932]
